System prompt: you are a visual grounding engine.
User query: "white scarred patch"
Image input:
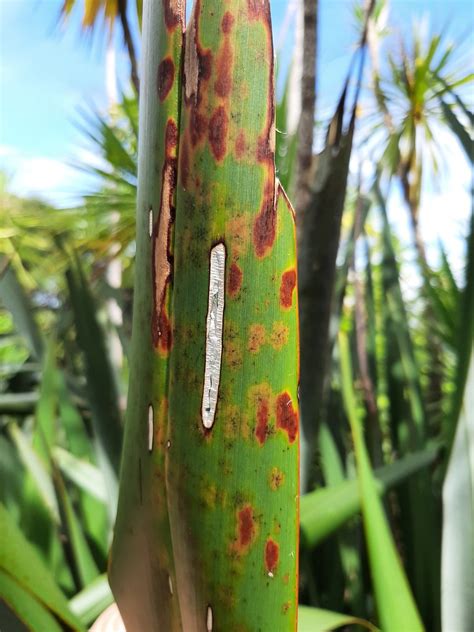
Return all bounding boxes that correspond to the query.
[148,208,153,237]
[168,575,173,595]
[206,605,213,632]
[202,243,226,430]
[148,405,154,452]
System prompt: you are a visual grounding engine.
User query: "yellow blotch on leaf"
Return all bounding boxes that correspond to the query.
[248,323,266,353]
[270,321,289,350]
[269,466,285,490]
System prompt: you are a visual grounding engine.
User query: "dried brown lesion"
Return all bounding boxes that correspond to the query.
[152,161,176,353]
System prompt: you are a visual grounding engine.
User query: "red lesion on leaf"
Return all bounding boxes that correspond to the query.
[215,38,233,99]
[237,505,257,550]
[209,106,229,161]
[253,181,276,258]
[256,136,273,163]
[235,130,246,159]
[228,262,242,297]
[280,269,297,308]
[265,538,279,574]
[152,307,173,352]
[221,11,235,34]
[276,392,298,443]
[190,104,208,146]
[255,398,270,445]
[247,0,269,20]
[157,57,175,102]
[163,0,183,30]
[165,119,178,155]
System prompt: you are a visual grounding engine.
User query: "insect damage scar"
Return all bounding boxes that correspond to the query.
[201,243,226,429]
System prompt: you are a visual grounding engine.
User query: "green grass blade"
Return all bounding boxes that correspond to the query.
[0,569,63,632]
[53,447,107,503]
[53,469,100,588]
[69,574,113,627]
[0,503,84,630]
[7,423,59,523]
[301,447,438,548]
[339,332,424,631]
[65,254,121,509]
[298,605,378,631]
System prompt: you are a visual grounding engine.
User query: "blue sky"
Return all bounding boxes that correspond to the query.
[0,0,472,270]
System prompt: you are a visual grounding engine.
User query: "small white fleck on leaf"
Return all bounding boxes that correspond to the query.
[206,605,213,632]
[148,208,153,237]
[148,405,154,452]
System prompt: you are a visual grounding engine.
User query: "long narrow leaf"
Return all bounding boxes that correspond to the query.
[301,447,438,548]
[339,332,424,631]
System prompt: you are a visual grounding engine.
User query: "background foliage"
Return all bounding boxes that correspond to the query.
[0,0,473,630]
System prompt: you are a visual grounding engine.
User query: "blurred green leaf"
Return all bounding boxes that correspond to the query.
[339,332,424,631]
[53,447,107,503]
[65,252,122,514]
[298,605,378,631]
[0,262,43,360]
[53,468,100,588]
[0,503,84,630]
[7,423,59,523]
[0,569,63,632]
[69,574,113,626]
[301,447,437,548]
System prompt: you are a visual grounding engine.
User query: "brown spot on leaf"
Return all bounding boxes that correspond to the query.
[276,392,298,443]
[228,262,242,297]
[282,601,291,614]
[256,136,272,163]
[221,11,235,34]
[152,301,173,353]
[253,182,276,258]
[163,0,182,30]
[190,104,208,147]
[235,130,246,159]
[157,57,175,102]
[280,269,297,308]
[215,39,233,98]
[265,538,279,573]
[152,159,176,354]
[248,323,266,353]
[269,467,285,490]
[255,398,269,445]
[209,106,228,161]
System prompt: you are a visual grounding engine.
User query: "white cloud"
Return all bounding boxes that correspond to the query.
[0,145,95,206]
